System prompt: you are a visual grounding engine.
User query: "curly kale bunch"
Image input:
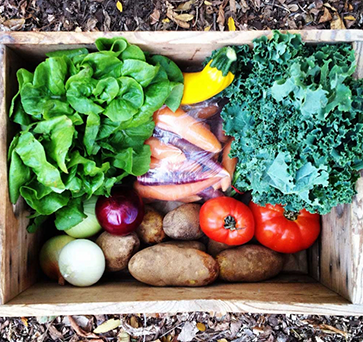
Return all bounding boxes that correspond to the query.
[221,31,363,214]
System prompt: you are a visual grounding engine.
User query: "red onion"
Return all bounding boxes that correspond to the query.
[96,188,144,236]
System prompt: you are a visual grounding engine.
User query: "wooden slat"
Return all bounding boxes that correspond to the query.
[0,46,44,304]
[0,30,362,66]
[354,41,363,78]
[320,42,363,305]
[1,31,363,313]
[307,240,320,281]
[1,278,363,317]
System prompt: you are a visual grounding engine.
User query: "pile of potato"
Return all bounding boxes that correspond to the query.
[96,202,285,287]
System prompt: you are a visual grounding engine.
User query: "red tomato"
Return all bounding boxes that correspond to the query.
[199,197,255,246]
[249,202,320,254]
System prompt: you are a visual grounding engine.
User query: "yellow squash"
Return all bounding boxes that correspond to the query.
[181,47,237,105]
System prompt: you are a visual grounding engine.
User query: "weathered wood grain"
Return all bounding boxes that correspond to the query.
[0,30,362,65]
[354,41,363,79]
[307,239,320,281]
[0,46,44,305]
[2,278,363,317]
[0,31,363,314]
[319,42,363,305]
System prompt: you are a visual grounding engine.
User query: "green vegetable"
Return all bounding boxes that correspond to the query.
[9,37,184,232]
[220,31,363,214]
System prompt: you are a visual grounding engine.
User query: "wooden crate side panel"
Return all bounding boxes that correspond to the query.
[0,46,43,304]
[320,42,363,305]
[0,30,362,309]
[2,280,363,316]
[307,239,320,281]
[0,30,362,66]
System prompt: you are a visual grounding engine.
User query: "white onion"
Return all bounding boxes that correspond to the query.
[39,235,75,285]
[65,196,102,238]
[59,239,105,287]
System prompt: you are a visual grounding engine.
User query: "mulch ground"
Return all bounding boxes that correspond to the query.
[1,313,363,341]
[0,0,362,32]
[1,1,363,341]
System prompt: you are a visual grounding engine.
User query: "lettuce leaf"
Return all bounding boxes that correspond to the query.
[8,37,184,232]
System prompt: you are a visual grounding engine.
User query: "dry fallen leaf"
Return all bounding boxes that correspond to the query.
[130,316,139,328]
[240,0,249,13]
[196,322,206,332]
[318,7,332,24]
[116,1,123,12]
[229,321,242,338]
[2,18,25,30]
[118,330,130,342]
[48,325,63,340]
[344,15,356,21]
[94,318,121,334]
[252,326,265,335]
[174,13,194,22]
[319,324,349,338]
[309,8,320,16]
[150,8,160,25]
[217,5,225,31]
[229,0,236,12]
[217,339,228,342]
[301,320,349,338]
[178,322,199,342]
[162,18,171,23]
[330,14,346,29]
[175,0,194,12]
[227,17,236,31]
[63,315,89,329]
[21,317,28,327]
[204,25,211,31]
[68,315,99,339]
[204,0,212,4]
[161,335,174,342]
[288,4,299,12]
[324,3,337,12]
[166,7,190,28]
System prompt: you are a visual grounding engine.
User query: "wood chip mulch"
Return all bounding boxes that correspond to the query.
[0,0,362,32]
[1,1,363,342]
[1,313,363,341]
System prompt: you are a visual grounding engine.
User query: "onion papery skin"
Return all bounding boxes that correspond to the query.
[66,197,103,238]
[58,239,106,287]
[39,235,75,285]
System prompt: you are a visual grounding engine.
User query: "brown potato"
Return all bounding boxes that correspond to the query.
[129,244,219,286]
[163,203,203,240]
[217,244,285,282]
[161,240,206,252]
[136,205,166,244]
[96,232,140,272]
[208,239,235,257]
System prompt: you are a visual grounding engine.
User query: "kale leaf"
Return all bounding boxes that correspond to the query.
[221,31,363,214]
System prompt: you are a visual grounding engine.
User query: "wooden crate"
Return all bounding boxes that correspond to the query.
[0,30,363,317]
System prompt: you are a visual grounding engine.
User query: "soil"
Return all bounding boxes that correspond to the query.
[0,0,362,32]
[1,313,363,342]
